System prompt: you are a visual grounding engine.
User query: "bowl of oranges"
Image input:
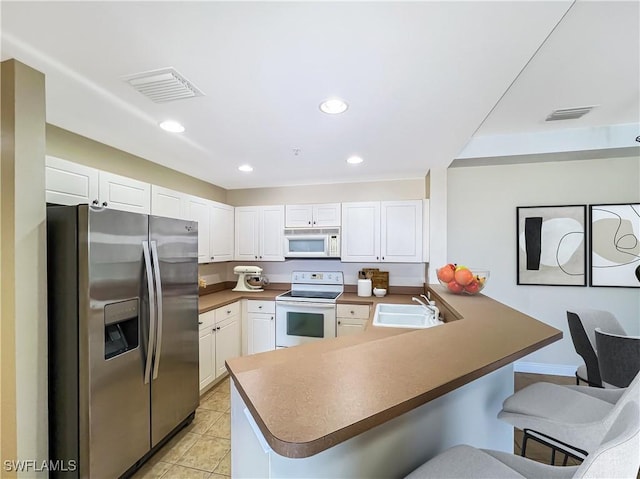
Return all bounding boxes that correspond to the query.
[436,264,489,295]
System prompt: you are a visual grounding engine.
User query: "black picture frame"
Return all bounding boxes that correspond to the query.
[589,203,640,288]
[516,205,587,286]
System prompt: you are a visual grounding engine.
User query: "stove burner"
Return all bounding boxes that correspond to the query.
[280,291,341,300]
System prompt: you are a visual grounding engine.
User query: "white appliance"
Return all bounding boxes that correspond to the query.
[283,228,340,258]
[233,265,266,292]
[275,271,343,348]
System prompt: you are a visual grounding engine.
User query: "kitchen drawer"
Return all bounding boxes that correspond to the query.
[337,304,370,320]
[199,310,215,330]
[247,300,275,314]
[215,301,240,323]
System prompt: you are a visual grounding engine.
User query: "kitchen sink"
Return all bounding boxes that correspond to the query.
[372,303,442,329]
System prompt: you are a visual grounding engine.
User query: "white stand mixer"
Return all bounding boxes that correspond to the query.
[232,265,266,292]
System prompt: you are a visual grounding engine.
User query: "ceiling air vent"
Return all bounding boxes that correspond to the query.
[545,106,595,122]
[122,67,204,103]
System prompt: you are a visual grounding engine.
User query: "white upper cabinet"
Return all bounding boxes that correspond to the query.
[285,203,341,228]
[46,156,99,206]
[209,201,234,262]
[341,202,381,262]
[380,200,422,263]
[151,185,185,219]
[183,195,211,263]
[341,200,423,263]
[98,171,151,214]
[235,205,284,261]
[45,156,150,214]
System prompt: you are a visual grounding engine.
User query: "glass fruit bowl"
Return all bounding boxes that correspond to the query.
[436,265,490,295]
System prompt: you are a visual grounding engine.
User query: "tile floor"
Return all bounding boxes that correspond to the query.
[132,377,232,479]
[131,373,616,478]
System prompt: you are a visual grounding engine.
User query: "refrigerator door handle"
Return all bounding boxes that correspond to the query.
[150,240,164,380]
[142,240,157,385]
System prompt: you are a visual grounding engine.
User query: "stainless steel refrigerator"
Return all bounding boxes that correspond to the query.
[47,205,199,478]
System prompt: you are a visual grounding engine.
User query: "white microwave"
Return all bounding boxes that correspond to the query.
[283,228,340,258]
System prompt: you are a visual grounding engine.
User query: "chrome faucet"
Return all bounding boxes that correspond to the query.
[412,296,440,319]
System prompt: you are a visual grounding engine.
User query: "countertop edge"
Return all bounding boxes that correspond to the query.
[225,287,563,458]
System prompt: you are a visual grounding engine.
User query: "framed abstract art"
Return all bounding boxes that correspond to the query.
[590,203,640,288]
[517,205,587,286]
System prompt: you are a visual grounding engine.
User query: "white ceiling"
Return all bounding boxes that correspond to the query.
[2,1,638,190]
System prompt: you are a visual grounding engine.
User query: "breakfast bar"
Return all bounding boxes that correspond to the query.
[225,287,562,478]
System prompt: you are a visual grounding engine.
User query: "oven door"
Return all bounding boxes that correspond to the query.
[275,301,336,347]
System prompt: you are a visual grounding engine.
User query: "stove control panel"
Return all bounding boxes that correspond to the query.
[291,271,344,285]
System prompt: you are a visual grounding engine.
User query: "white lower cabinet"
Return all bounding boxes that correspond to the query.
[199,301,241,393]
[247,300,275,355]
[337,304,370,337]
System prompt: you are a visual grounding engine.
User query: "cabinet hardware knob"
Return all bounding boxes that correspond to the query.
[255,256,258,259]
[350,311,354,314]
[258,305,262,309]
[227,310,231,314]
[198,321,203,325]
[92,199,99,205]
[308,221,311,225]
[338,320,341,325]
[270,316,274,320]
[376,256,379,260]
[102,202,108,207]
[216,326,221,330]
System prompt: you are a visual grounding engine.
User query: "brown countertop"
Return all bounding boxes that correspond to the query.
[225,284,562,459]
[198,288,283,313]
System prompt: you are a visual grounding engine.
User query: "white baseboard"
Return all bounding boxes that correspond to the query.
[513,361,577,377]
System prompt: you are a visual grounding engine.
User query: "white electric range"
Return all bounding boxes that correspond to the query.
[275,271,344,348]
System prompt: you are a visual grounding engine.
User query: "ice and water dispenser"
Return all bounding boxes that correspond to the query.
[104,299,139,359]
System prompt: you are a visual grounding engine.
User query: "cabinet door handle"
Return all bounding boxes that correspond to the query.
[92,199,99,205]
[227,310,231,314]
[198,321,203,325]
[102,202,108,207]
[270,316,274,321]
[376,256,379,260]
[308,221,311,225]
[255,255,258,259]
[258,305,262,309]
[216,326,221,331]
[350,310,355,315]
[338,320,341,325]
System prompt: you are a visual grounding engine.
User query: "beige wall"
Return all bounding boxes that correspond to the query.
[46,124,228,203]
[447,156,640,370]
[1,59,48,476]
[227,178,426,206]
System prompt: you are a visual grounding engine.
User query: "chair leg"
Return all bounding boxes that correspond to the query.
[562,453,569,466]
[551,448,556,465]
[521,432,528,457]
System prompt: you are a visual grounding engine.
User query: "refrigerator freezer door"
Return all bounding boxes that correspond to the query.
[84,206,152,478]
[149,215,199,446]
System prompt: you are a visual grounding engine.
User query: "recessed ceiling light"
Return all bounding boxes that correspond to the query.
[347,156,363,165]
[159,120,185,133]
[238,164,253,172]
[320,98,348,115]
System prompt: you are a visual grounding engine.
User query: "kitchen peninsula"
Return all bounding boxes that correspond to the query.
[225,287,562,478]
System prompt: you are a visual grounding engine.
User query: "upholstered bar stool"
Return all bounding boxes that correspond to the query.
[496,372,639,465]
[596,329,640,388]
[405,402,639,479]
[566,310,626,387]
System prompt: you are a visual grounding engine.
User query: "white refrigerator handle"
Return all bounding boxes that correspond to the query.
[150,241,163,380]
[142,241,156,385]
